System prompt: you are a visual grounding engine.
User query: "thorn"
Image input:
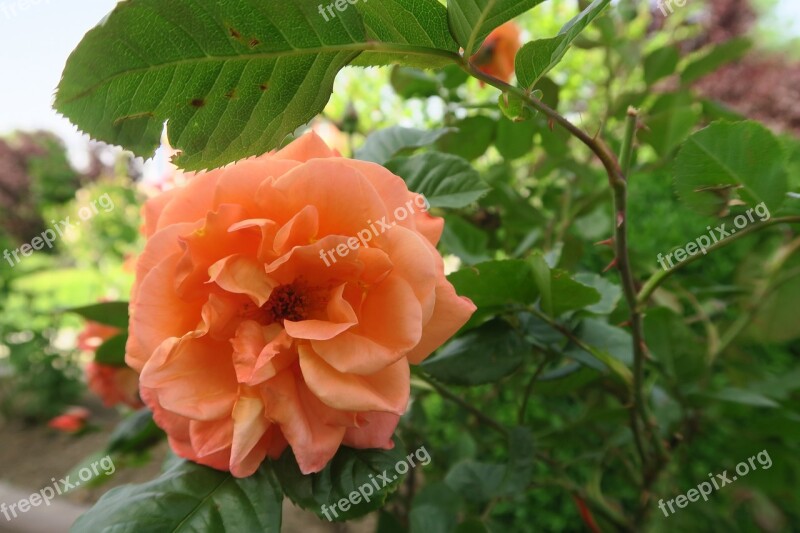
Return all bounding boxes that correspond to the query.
[548,118,555,131]
[616,211,624,228]
[617,320,631,328]
[602,257,618,273]
[594,237,614,247]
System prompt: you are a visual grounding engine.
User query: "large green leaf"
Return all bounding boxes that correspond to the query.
[448,260,539,311]
[385,152,490,208]
[530,253,601,317]
[355,0,458,67]
[66,301,129,329]
[439,215,492,265]
[437,116,497,160]
[94,333,128,367]
[644,44,680,86]
[107,409,165,455]
[515,0,610,91]
[680,37,751,85]
[272,440,408,521]
[421,319,528,385]
[674,121,788,215]
[71,460,282,532]
[55,0,459,171]
[495,115,538,160]
[355,127,454,164]
[448,0,548,56]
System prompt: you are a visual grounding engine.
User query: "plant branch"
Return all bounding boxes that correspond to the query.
[417,372,509,437]
[459,60,624,185]
[636,216,800,309]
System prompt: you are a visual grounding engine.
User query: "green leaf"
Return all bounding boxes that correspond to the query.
[680,37,751,85]
[638,91,701,157]
[448,260,539,311]
[445,461,507,502]
[704,388,780,408]
[502,427,535,493]
[55,0,459,171]
[67,301,129,329]
[391,66,442,98]
[354,0,459,68]
[385,152,491,208]
[573,273,622,314]
[644,44,680,86]
[564,319,633,384]
[448,0,548,56]
[71,460,282,532]
[644,308,707,384]
[355,127,454,165]
[409,482,461,533]
[439,215,492,265]
[107,409,165,455]
[437,116,497,160]
[496,114,538,160]
[530,254,601,316]
[94,333,128,367]
[445,428,533,502]
[515,0,610,91]
[272,439,407,521]
[674,121,788,215]
[422,319,527,385]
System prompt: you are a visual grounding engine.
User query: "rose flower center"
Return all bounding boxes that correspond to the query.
[263,284,309,323]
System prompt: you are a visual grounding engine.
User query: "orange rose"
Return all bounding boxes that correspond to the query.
[86,362,144,409]
[470,22,522,83]
[126,133,476,477]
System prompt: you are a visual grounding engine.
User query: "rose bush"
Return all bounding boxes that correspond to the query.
[126,133,476,477]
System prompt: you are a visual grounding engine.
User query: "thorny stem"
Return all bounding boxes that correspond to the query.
[459,58,663,525]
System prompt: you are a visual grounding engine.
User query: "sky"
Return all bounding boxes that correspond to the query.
[0,0,798,169]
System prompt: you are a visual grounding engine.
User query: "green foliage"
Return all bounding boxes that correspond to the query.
[515,0,611,91]
[273,439,408,521]
[385,152,490,208]
[674,120,789,215]
[71,459,283,532]
[422,319,528,385]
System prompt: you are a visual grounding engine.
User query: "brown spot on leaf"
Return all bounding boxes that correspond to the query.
[229,27,242,39]
[259,83,269,91]
[249,38,261,48]
[224,89,237,99]
[190,98,205,108]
